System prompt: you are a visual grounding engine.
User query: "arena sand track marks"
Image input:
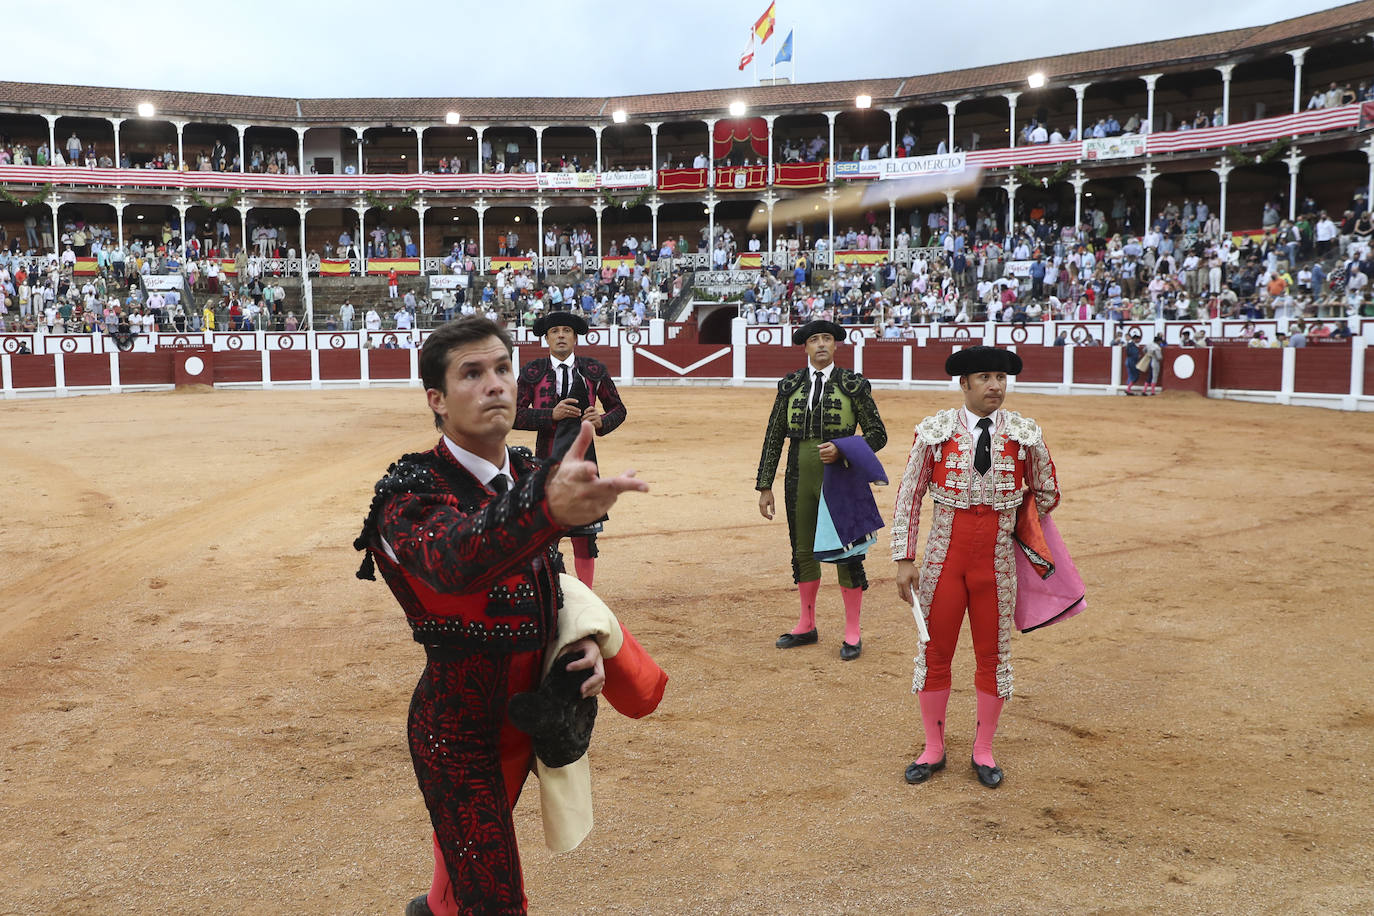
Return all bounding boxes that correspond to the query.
[0,387,1372,915]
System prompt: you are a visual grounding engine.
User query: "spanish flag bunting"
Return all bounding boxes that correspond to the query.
[754,1,776,43]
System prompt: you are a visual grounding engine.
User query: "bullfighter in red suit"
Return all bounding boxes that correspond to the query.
[891,346,1060,789]
[354,317,649,915]
[515,310,627,586]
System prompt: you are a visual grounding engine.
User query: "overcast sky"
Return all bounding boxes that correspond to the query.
[3,0,1354,99]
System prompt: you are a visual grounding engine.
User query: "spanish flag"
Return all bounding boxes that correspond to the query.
[319,259,352,276]
[753,2,776,43]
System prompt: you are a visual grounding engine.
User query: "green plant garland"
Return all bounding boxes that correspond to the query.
[1010,162,1074,188]
[363,189,421,210]
[1218,136,1290,165]
[187,189,243,211]
[0,183,54,207]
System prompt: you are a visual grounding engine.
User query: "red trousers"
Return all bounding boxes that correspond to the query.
[924,505,1004,697]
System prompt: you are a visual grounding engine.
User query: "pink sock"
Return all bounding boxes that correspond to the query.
[573,556,595,586]
[427,831,458,916]
[973,690,1005,768]
[793,580,820,634]
[840,586,863,645]
[916,688,950,765]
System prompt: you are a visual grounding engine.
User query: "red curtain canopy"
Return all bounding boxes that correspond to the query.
[713,117,769,160]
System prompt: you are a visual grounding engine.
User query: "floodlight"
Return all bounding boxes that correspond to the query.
[137,102,156,118]
[612,109,628,124]
[855,95,872,109]
[729,101,747,117]
[445,111,461,125]
[1027,72,1046,89]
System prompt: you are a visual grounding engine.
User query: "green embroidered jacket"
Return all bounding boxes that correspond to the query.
[755,366,888,490]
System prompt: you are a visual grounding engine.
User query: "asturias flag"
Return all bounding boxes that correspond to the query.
[774,29,793,65]
[753,2,776,43]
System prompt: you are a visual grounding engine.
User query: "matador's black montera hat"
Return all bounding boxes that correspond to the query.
[533,311,590,337]
[945,345,1023,376]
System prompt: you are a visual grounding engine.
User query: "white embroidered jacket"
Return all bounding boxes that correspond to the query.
[890,408,1060,562]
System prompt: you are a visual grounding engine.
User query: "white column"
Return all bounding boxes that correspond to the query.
[649,196,660,249]
[296,202,309,280]
[473,125,485,174]
[353,204,368,271]
[647,122,661,185]
[44,114,57,165]
[109,117,124,168]
[1213,157,1233,237]
[705,193,715,261]
[174,202,188,254]
[885,107,900,158]
[594,124,605,173]
[474,198,488,263]
[1285,147,1305,221]
[1069,170,1088,232]
[592,201,604,258]
[1287,47,1310,114]
[763,192,775,259]
[703,118,716,188]
[234,123,248,172]
[174,121,186,170]
[825,111,838,180]
[764,114,777,184]
[533,197,546,269]
[1003,91,1020,148]
[237,204,250,258]
[824,186,837,255]
[416,199,428,275]
[888,199,896,258]
[293,126,306,174]
[945,188,956,234]
[533,125,544,172]
[48,192,63,255]
[1364,136,1374,213]
[944,100,959,152]
[1071,83,1090,143]
[1216,64,1235,126]
[1142,74,1162,137]
[1004,177,1018,234]
[355,126,367,173]
[1139,163,1158,235]
[416,126,425,173]
[112,195,125,249]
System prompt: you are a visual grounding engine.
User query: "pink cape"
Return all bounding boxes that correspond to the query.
[1014,514,1086,632]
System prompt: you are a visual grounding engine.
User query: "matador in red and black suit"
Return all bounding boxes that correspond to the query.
[891,345,1060,790]
[356,439,566,915]
[515,311,626,586]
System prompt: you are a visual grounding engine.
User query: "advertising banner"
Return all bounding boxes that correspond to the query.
[1082,136,1148,161]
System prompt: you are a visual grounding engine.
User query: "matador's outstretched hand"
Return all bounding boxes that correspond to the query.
[547,421,648,527]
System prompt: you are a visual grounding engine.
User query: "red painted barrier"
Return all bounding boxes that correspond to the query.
[319,349,361,381]
[368,349,411,380]
[1212,348,1282,390]
[1015,346,1063,384]
[118,351,176,386]
[745,344,853,378]
[64,353,112,387]
[1294,347,1351,395]
[268,351,312,383]
[1072,347,1113,385]
[10,354,55,388]
[214,352,263,384]
[637,344,734,378]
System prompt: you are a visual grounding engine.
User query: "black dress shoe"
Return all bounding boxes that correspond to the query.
[839,640,862,661]
[904,755,946,784]
[406,894,435,916]
[775,629,818,649]
[972,759,1004,788]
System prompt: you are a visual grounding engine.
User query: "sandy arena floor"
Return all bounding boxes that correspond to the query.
[0,384,1371,915]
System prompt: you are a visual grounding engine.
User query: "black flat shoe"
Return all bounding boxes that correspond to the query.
[839,640,862,661]
[406,894,435,916]
[776,629,818,649]
[904,755,946,784]
[972,759,1003,788]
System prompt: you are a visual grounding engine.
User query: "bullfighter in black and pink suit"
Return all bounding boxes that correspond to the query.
[515,311,627,586]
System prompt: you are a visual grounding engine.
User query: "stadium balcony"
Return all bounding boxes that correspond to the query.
[1,2,1374,277]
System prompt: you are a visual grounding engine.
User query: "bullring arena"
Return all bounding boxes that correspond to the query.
[4,4,1374,915]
